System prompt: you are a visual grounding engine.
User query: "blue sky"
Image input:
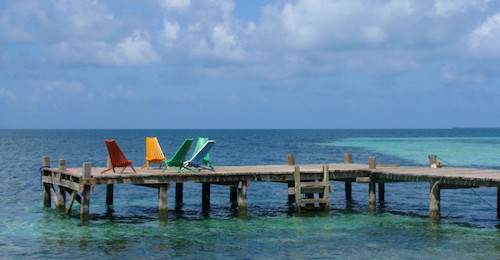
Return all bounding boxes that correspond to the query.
[1,0,500,129]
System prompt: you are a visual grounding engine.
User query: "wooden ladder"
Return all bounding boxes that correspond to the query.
[294,165,331,213]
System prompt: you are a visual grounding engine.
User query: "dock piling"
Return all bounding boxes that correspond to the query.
[80,162,92,224]
[287,154,296,203]
[42,156,51,208]
[344,153,353,200]
[237,180,248,215]
[56,159,67,211]
[430,179,441,220]
[202,183,211,211]
[176,183,184,208]
[158,183,170,220]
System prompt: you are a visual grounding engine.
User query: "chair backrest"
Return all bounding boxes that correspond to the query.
[105,140,129,166]
[169,138,194,165]
[194,137,210,164]
[187,140,215,166]
[145,137,165,160]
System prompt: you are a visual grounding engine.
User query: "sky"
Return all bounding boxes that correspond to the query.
[1,0,500,129]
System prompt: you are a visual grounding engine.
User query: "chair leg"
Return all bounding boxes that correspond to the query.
[130,165,136,173]
[120,167,126,174]
[172,166,184,173]
[101,167,114,173]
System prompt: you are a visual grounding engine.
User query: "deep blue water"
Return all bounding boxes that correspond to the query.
[0,129,499,259]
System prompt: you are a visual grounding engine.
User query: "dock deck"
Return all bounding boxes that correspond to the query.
[40,155,500,223]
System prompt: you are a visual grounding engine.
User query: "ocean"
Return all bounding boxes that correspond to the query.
[0,129,499,259]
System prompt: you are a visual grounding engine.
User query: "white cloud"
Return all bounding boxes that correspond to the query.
[467,13,500,57]
[51,30,161,66]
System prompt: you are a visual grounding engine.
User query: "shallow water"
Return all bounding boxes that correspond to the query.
[0,129,499,259]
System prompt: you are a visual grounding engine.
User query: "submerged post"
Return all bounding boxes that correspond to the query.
[237,180,248,215]
[430,179,441,220]
[106,158,114,208]
[158,183,170,220]
[230,186,238,205]
[202,183,211,211]
[176,183,184,208]
[80,162,92,224]
[369,174,376,211]
[56,159,67,211]
[42,156,51,208]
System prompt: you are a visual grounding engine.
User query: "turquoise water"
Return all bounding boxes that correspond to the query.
[0,129,499,259]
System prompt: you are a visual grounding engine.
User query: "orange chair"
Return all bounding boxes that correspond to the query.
[101,140,136,174]
[141,137,166,169]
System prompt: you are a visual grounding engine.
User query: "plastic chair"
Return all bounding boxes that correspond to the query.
[162,138,194,173]
[101,140,136,174]
[141,137,166,169]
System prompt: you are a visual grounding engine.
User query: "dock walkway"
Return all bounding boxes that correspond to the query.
[40,155,500,223]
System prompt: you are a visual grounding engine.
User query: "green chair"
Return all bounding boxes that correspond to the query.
[184,140,215,172]
[162,138,194,173]
[193,137,212,168]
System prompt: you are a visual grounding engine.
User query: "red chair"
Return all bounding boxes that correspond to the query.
[101,140,136,174]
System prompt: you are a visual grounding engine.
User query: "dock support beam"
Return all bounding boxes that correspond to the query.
[42,156,51,208]
[237,180,248,215]
[176,183,183,208]
[56,159,67,211]
[80,162,92,224]
[202,183,211,211]
[430,179,441,220]
[158,183,170,221]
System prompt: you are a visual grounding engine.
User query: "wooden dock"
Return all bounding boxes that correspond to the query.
[40,154,500,223]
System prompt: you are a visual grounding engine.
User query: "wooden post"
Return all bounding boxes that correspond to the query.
[230,186,238,205]
[345,182,352,200]
[80,162,92,224]
[287,154,296,202]
[202,183,211,211]
[237,180,248,215]
[344,153,353,200]
[368,174,376,211]
[344,153,352,164]
[497,187,500,219]
[378,183,385,203]
[106,184,114,208]
[42,156,51,208]
[430,179,441,220]
[287,154,295,165]
[428,155,437,166]
[294,166,301,214]
[369,156,376,169]
[322,164,330,211]
[56,159,67,211]
[158,183,170,220]
[176,183,184,208]
[105,158,113,208]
